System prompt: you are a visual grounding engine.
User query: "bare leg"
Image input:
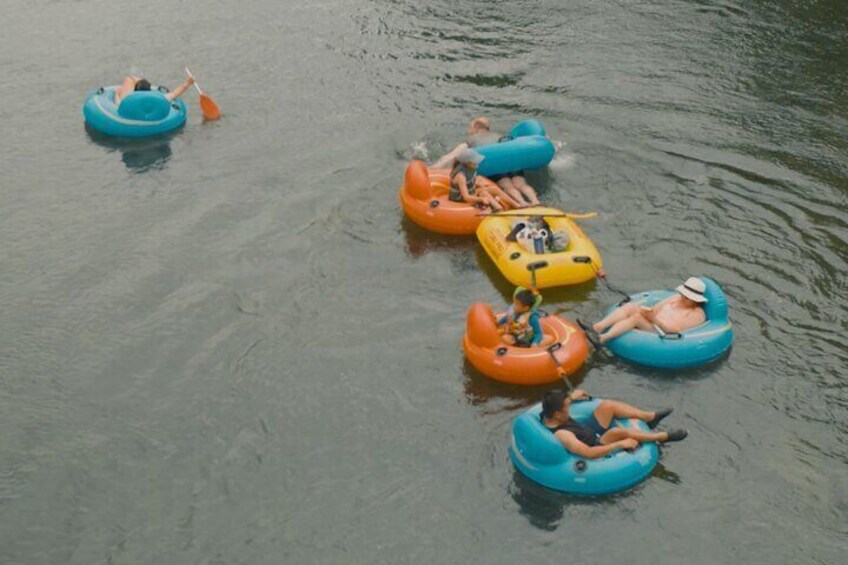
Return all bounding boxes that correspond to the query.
[592,399,655,428]
[501,334,516,345]
[594,303,641,333]
[480,193,504,212]
[483,185,522,209]
[432,143,468,169]
[599,427,668,444]
[598,314,656,344]
[511,175,540,206]
[497,177,528,207]
[114,76,138,105]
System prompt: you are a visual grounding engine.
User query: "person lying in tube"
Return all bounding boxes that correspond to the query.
[584,277,708,345]
[541,390,688,459]
[113,74,195,106]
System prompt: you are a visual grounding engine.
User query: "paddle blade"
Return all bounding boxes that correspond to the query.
[199,93,221,120]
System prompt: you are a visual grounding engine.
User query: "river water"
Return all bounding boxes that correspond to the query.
[1,0,846,563]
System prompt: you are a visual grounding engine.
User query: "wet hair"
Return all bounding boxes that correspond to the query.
[515,289,537,308]
[542,391,570,419]
[134,79,152,91]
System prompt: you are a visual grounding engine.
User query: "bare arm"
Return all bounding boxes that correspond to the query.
[166,76,195,102]
[432,143,468,169]
[114,76,140,105]
[556,430,632,460]
[455,175,480,204]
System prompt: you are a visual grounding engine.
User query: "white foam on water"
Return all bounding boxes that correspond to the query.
[549,141,575,171]
[410,141,430,161]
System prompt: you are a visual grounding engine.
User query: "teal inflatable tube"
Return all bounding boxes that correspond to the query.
[509,399,659,495]
[83,86,186,138]
[476,119,555,177]
[604,277,733,369]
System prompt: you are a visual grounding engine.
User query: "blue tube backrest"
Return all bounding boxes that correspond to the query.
[513,411,568,465]
[509,119,547,139]
[701,277,728,321]
[118,91,171,121]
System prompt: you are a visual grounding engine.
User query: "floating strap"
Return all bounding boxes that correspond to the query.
[576,257,631,303]
[546,344,573,391]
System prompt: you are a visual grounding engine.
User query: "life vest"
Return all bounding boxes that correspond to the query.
[505,287,543,341]
[449,162,478,199]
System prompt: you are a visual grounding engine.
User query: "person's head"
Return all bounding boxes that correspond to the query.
[513,288,537,314]
[542,390,571,421]
[455,148,485,170]
[467,116,491,135]
[134,79,152,91]
[675,277,708,306]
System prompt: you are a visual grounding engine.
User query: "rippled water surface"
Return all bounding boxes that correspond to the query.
[1,0,847,563]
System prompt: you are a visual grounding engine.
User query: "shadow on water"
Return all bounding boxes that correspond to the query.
[400,216,478,258]
[509,469,628,531]
[85,125,178,172]
[509,461,681,531]
[461,358,590,408]
[605,348,734,383]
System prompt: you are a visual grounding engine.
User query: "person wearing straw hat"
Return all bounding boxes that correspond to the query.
[588,277,708,344]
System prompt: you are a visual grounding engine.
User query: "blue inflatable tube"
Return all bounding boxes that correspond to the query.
[476,119,556,178]
[605,277,733,369]
[83,86,186,138]
[509,399,659,495]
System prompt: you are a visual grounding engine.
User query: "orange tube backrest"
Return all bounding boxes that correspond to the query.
[466,303,501,348]
[404,160,433,201]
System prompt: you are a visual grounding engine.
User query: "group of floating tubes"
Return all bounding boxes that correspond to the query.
[83,86,186,138]
[400,119,734,496]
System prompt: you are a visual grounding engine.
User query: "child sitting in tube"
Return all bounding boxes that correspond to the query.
[449,149,519,212]
[496,287,555,348]
[114,74,195,106]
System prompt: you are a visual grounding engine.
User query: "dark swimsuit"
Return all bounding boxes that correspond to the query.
[449,163,478,203]
[544,415,610,447]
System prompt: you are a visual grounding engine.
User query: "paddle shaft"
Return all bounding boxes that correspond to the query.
[475,212,596,218]
[184,67,204,95]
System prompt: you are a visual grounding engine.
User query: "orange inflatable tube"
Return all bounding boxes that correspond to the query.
[463,303,589,385]
[399,160,506,235]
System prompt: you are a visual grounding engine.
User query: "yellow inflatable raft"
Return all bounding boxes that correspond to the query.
[476,207,603,289]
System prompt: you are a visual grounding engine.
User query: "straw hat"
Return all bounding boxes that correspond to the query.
[676,277,708,303]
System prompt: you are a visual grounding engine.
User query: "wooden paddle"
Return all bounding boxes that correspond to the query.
[185,67,221,121]
[475,211,597,219]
